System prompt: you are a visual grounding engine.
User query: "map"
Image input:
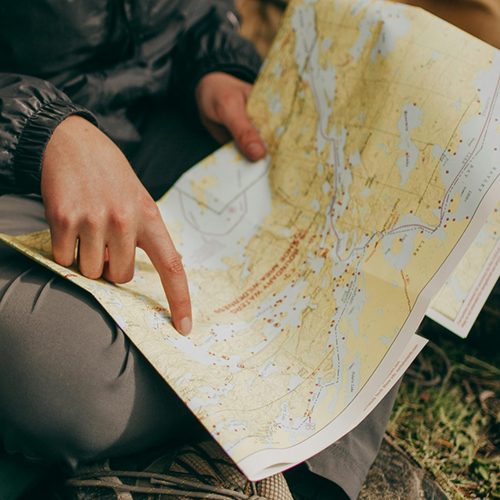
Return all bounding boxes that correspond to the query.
[427,202,500,337]
[1,0,500,480]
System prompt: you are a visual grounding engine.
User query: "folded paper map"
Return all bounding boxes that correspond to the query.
[2,0,500,480]
[427,201,500,337]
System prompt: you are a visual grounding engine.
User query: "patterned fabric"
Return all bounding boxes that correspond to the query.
[66,439,294,500]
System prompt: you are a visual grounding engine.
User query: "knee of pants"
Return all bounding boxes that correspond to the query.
[0,258,150,468]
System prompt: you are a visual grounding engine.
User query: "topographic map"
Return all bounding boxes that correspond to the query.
[427,202,500,337]
[2,0,500,480]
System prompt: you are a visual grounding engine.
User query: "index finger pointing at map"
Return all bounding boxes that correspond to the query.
[138,221,192,336]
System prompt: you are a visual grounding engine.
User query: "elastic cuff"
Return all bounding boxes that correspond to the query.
[13,100,98,194]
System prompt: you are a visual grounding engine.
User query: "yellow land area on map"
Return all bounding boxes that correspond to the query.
[427,203,500,335]
[2,0,500,477]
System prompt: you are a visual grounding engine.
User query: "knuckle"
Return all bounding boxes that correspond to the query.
[109,209,132,231]
[141,200,160,222]
[81,211,106,230]
[163,254,185,276]
[215,93,238,115]
[47,209,76,231]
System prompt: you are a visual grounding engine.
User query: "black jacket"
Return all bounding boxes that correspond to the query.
[0,0,261,196]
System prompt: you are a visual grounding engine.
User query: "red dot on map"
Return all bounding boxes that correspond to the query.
[448,149,451,152]
[466,216,469,219]
[479,112,481,115]
[453,219,456,221]
[444,225,447,228]
[460,140,463,142]
[454,153,456,155]
[413,103,416,106]
[448,209,451,212]
[446,170,449,174]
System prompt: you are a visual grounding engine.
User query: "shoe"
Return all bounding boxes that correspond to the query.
[284,464,349,500]
[66,439,294,500]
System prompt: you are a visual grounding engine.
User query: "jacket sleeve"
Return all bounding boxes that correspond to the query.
[172,2,262,115]
[0,73,98,196]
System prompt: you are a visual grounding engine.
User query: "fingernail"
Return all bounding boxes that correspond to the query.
[179,317,192,335]
[247,142,265,159]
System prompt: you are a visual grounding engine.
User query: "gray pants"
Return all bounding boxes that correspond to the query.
[0,103,400,500]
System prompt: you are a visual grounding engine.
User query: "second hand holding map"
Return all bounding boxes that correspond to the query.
[1,0,500,480]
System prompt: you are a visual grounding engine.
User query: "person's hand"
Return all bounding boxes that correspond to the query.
[41,116,192,335]
[195,72,266,161]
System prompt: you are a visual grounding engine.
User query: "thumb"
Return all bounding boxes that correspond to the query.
[216,95,266,161]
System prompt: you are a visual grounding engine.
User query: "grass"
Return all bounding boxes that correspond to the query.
[388,310,500,499]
